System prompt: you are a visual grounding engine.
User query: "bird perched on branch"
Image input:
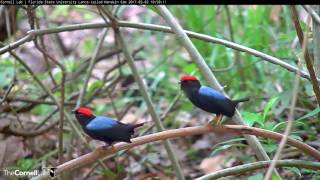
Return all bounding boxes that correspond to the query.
[180,75,249,124]
[73,107,144,149]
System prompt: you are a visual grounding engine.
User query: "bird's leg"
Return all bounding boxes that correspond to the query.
[209,114,222,126]
[217,114,222,125]
[102,142,116,151]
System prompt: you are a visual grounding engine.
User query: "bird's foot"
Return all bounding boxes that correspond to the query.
[102,145,109,150]
[209,114,222,126]
[101,144,116,151]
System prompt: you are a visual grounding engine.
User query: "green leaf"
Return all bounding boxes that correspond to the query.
[146,5,159,14]
[87,80,103,94]
[271,173,281,180]
[101,168,117,179]
[262,143,277,153]
[0,65,14,87]
[296,107,320,121]
[272,121,305,132]
[210,143,246,157]
[182,63,197,74]
[241,111,264,127]
[31,104,53,116]
[288,135,303,141]
[149,72,165,90]
[285,167,301,176]
[82,37,95,54]
[17,158,34,171]
[213,137,246,147]
[248,173,263,180]
[64,58,76,72]
[263,96,279,121]
[210,137,246,156]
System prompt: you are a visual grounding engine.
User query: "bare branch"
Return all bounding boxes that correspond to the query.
[1,21,315,83]
[103,8,185,179]
[289,6,320,106]
[302,5,320,26]
[264,12,311,180]
[196,160,320,180]
[32,125,320,180]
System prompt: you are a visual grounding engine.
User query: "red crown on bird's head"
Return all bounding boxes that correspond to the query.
[180,75,197,82]
[75,107,93,116]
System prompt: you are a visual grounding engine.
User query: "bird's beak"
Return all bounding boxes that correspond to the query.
[178,81,181,84]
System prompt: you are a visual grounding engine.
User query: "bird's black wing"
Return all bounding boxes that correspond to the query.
[85,116,132,143]
[197,86,235,116]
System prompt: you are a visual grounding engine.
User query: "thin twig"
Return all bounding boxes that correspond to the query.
[302,5,320,26]
[290,6,320,106]
[196,160,320,180]
[224,5,245,88]
[264,15,311,180]
[310,5,320,79]
[140,92,182,136]
[9,51,88,153]
[0,78,16,105]
[33,40,66,165]
[117,91,182,157]
[32,124,320,180]
[102,9,185,179]
[1,21,316,83]
[1,96,75,106]
[73,28,110,171]
[2,118,59,137]
[75,28,109,108]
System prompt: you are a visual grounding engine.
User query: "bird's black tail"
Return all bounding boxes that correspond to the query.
[233,97,250,103]
[129,122,144,134]
[232,97,249,107]
[133,122,144,128]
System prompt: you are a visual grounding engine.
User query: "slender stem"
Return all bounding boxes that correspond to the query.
[0,96,75,105]
[76,28,109,108]
[0,21,316,83]
[290,6,320,106]
[9,52,88,153]
[33,40,66,165]
[114,21,185,180]
[0,78,16,105]
[309,5,320,78]
[264,14,311,180]
[2,117,59,137]
[32,125,320,180]
[196,160,320,180]
[302,5,320,26]
[73,28,110,171]
[96,6,185,179]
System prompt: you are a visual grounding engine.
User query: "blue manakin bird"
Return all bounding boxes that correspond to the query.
[180,75,249,124]
[73,107,144,149]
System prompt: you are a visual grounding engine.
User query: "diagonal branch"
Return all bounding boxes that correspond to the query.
[196,160,320,180]
[9,51,89,154]
[100,8,185,179]
[32,125,320,180]
[264,13,309,180]
[302,5,320,26]
[289,6,320,107]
